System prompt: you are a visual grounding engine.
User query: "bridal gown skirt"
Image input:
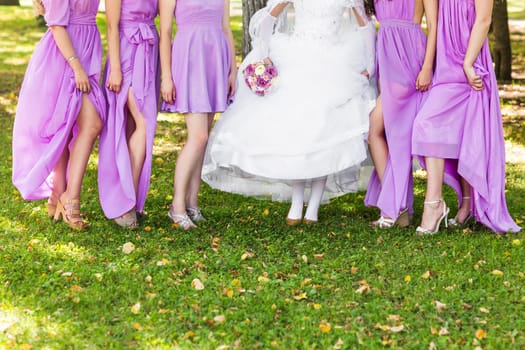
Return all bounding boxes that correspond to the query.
[202,31,376,201]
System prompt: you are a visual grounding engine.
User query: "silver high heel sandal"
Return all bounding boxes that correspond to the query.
[168,205,197,230]
[187,207,206,222]
[372,209,410,229]
[416,199,450,236]
[448,196,473,227]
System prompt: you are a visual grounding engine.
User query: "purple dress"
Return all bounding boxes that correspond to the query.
[161,0,231,113]
[98,0,159,219]
[12,0,106,200]
[364,0,428,219]
[412,0,520,233]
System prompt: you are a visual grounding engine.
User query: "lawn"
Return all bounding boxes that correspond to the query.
[0,5,524,349]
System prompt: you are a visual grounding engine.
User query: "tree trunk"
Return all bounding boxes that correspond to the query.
[492,0,512,82]
[242,0,267,58]
[0,0,20,5]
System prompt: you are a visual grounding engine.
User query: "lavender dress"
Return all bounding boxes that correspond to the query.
[364,0,428,219]
[161,0,231,113]
[98,0,159,219]
[412,0,520,233]
[12,0,106,200]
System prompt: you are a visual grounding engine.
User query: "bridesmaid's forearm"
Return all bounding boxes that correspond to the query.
[464,0,493,68]
[49,26,82,71]
[106,0,122,71]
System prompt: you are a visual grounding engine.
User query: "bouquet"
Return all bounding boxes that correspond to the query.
[243,60,278,97]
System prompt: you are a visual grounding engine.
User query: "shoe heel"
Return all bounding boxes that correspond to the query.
[395,209,410,228]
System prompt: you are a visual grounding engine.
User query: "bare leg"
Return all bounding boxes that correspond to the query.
[171,113,210,216]
[126,88,147,197]
[419,157,447,231]
[288,181,305,221]
[368,96,388,182]
[62,95,102,201]
[304,177,327,222]
[186,113,215,209]
[55,94,102,229]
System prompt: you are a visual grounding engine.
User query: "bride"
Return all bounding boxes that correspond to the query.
[202,0,376,225]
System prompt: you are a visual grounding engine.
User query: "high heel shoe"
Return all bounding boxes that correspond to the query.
[53,197,86,231]
[46,194,59,218]
[416,199,449,236]
[114,209,138,228]
[447,197,473,227]
[187,207,206,222]
[168,205,197,230]
[372,209,410,229]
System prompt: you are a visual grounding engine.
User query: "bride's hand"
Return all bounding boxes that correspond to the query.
[361,70,370,79]
[263,57,273,66]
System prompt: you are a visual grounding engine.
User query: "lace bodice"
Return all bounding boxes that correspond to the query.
[278,0,366,40]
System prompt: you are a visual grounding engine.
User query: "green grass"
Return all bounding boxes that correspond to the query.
[508,0,525,20]
[0,6,524,349]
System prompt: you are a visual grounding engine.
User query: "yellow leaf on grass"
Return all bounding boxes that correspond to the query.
[421,270,434,279]
[225,288,234,298]
[263,209,270,215]
[191,278,205,290]
[20,344,31,350]
[404,275,411,282]
[319,321,331,333]
[183,330,196,339]
[491,269,504,276]
[293,292,308,301]
[475,329,487,340]
[131,302,141,314]
[231,279,241,287]
[313,303,322,310]
[512,239,521,246]
[479,307,490,314]
[258,276,270,283]
[70,285,83,292]
[133,322,143,330]
[351,266,358,274]
[313,254,324,260]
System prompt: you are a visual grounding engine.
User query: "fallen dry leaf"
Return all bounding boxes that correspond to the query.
[213,315,226,324]
[122,242,135,254]
[131,302,141,314]
[479,307,490,314]
[313,254,325,260]
[70,285,83,292]
[475,329,487,340]
[433,300,446,313]
[334,338,344,349]
[191,278,205,290]
[438,327,449,336]
[319,321,331,333]
[491,269,504,276]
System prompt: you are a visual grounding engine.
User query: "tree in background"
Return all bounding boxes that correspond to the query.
[242,0,267,57]
[492,0,512,81]
[0,0,20,5]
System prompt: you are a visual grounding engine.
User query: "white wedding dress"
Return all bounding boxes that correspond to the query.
[202,0,376,201]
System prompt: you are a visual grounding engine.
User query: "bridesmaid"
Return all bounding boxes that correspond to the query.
[98,0,159,227]
[159,0,236,230]
[364,0,438,228]
[12,0,105,230]
[412,0,520,234]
